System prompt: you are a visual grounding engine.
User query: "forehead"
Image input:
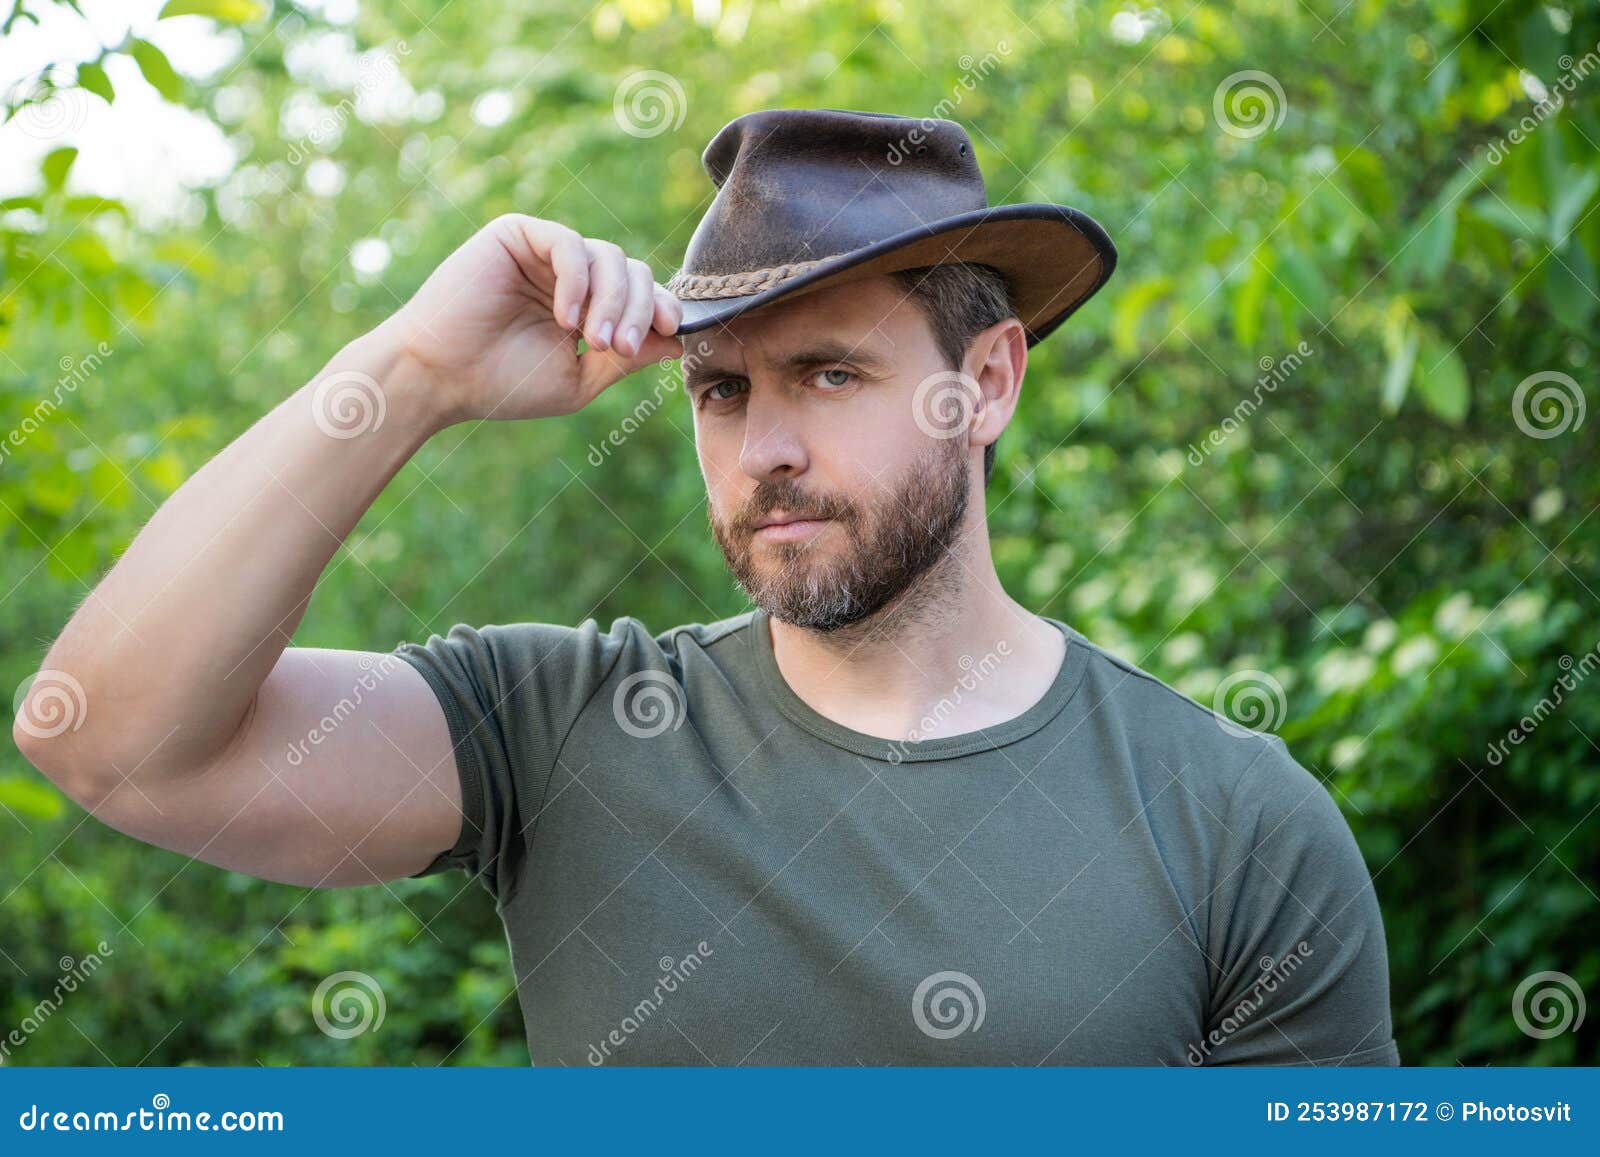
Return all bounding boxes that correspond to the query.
[681,273,929,378]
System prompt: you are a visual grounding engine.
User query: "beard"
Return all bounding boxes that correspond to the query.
[707,434,971,633]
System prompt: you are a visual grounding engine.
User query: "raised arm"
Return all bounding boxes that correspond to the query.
[12,214,683,888]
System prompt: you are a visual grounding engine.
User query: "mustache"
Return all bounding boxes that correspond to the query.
[733,489,852,532]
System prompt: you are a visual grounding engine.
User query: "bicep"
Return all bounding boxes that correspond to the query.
[91,648,463,888]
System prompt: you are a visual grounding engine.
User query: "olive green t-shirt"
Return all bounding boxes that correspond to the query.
[392,608,1400,1066]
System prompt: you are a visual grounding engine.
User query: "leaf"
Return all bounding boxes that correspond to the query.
[1414,328,1470,424]
[1110,275,1172,358]
[0,776,65,822]
[1412,200,1457,283]
[1381,303,1418,414]
[42,146,78,192]
[1275,249,1331,319]
[130,38,184,101]
[1544,239,1599,331]
[64,195,129,218]
[1470,196,1545,242]
[76,59,114,103]
[1547,167,1599,245]
[1232,255,1271,349]
[160,0,267,20]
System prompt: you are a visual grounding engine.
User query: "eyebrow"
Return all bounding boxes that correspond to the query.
[682,339,894,392]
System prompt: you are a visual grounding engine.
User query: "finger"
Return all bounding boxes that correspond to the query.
[613,258,658,357]
[544,229,590,330]
[580,239,629,351]
[498,215,585,318]
[651,282,682,337]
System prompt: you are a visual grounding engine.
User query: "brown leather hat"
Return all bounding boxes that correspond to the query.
[665,108,1116,348]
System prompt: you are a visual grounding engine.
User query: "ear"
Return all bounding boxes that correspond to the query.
[966,317,1028,454]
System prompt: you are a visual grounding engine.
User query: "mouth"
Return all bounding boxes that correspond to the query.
[752,512,835,542]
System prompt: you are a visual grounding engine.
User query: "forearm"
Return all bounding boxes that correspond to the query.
[19,323,446,786]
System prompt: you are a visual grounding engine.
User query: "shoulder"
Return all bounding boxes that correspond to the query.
[403,610,759,681]
[1063,623,1294,806]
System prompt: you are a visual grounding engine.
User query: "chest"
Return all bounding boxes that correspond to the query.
[500,748,1212,1065]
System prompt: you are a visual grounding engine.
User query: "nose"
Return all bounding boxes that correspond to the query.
[738,391,809,481]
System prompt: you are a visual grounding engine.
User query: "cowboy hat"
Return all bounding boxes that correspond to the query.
[664,108,1117,348]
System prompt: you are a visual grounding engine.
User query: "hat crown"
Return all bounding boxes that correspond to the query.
[678,108,989,279]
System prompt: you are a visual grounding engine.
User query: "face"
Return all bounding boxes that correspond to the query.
[684,275,987,633]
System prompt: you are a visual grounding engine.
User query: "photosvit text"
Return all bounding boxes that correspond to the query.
[1265,1100,1574,1124]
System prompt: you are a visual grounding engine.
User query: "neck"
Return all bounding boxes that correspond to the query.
[763,521,1067,743]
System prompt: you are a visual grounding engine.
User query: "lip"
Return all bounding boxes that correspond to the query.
[754,516,833,542]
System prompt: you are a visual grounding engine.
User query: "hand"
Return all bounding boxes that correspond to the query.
[370,213,685,425]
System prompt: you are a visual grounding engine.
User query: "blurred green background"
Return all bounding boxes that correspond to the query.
[2,0,1597,1065]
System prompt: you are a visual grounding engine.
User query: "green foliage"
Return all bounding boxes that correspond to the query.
[3,0,1597,1065]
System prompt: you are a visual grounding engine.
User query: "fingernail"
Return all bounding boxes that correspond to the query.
[598,320,613,349]
[624,326,640,353]
[567,304,580,327]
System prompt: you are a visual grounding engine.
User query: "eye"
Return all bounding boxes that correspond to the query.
[701,379,747,405]
[811,367,857,389]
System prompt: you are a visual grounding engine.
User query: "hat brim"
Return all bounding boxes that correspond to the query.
[669,203,1116,349]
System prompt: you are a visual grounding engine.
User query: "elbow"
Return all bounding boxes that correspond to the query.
[12,673,116,812]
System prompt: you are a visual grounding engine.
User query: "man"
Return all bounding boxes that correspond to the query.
[14,108,1399,1065]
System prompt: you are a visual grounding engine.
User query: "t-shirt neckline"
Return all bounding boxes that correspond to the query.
[748,606,1091,763]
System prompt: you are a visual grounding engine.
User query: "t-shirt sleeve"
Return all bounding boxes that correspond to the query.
[1200,735,1401,1066]
[390,618,635,905]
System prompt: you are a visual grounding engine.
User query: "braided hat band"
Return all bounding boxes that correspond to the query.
[665,256,845,301]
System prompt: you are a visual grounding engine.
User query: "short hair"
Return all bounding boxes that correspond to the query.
[889,261,1016,487]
